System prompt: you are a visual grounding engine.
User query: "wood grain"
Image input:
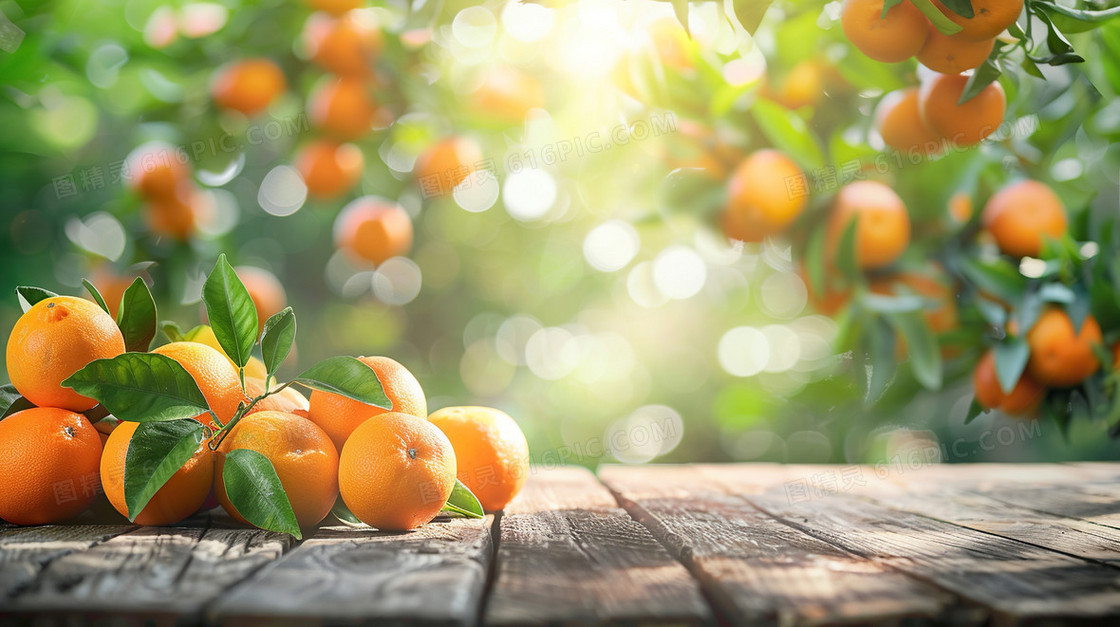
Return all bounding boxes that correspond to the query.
[484,466,713,626]
[599,464,968,626]
[0,524,131,603]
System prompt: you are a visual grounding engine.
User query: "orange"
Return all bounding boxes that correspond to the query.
[214,410,338,528]
[919,73,1006,147]
[295,140,365,199]
[1021,308,1101,387]
[152,342,245,426]
[0,407,103,525]
[234,265,287,334]
[826,181,911,270]
[799,265,852,317]
[187,325,269,380]
[211,59,287,116]
[412,136,484,197]
[841,0,930,63]
[332,196,414,266]
[721,149,807,243]
[774,60,824,110]
[875,87,943,156]
[948,191,973,223]
[305,0,364,16]
[428,406,529,511]
[6,296,126,412]
[981,180,1067,258]
[303,11,383,77]
[339,412,456,530]
[126,143,191,201]
[916,26,994,74]
[100,421,214,525]
[308,77,378,140]
[870,270,958,334]
[469,67,546,123]
[307,355,427,451]
[244,377,310,415]
[932,0,1023,42]
[973,350,1044,415]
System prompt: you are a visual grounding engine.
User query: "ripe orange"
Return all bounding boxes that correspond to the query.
[826,181,911,270]
[244,377,310,415]
[412,136,484,197]
[841,0,930,63]
[919,73,1006,147]
[152,342,245,426]
[0,407,103,525]
[332,196,414,266]
[100,421,214,525]
[721,149,807,243]
[303,11,383,77]
[339,412,456,530]
[126,144,191,201]
[973,350,1044,415]
[1021,308,1102,387]
[295,140,364,199]
[875,87,943,156]
[6,296,126,412]
[948,191,973,223]
[932,0,1023,42]
[307,355,427,451]
[469,67,546,123]
[305,0,363,16]
[187,326,269,381]
[214,410,339,528]
[772,59,824,110]
[211,59,287,116]
[981,180,1067,258]
[234,266,287,334]
[916,26,994,74]
[308,77,378,140]
[428,406,529,511]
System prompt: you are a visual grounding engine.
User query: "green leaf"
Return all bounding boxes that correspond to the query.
[670,0,689,36]
[0,384,34,419]
[82,280,111,315]
[202,254,257,369]
[728,0,776,35]
[62,353,211,423]
[161,321,185,343]
[910,0,964,35]
[331,496,368,527]
[859,292,927,315]
[960,48,1004,104]
[294,356,390,408]
[865,317,897,405]
[960,258,1026,304]
[885,311,942,390]
[750,98,824,171]
[260,308,296,380]
[117,278,158,353]
[964,398,987,425]
[994,336,1030,396]
[16,286,58,312]
[123,420,205,521]
[441,479,485,519]
[938,0,975,19]
[223,449,302,539]
[835,214,860,281]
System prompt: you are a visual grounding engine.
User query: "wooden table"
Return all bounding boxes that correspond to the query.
[3,463,1120,625]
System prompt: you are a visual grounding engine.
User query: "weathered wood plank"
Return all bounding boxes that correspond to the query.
[210,516,494,626]
[599,464,971,626]
[703,465,1120,625]
[484,466,713,626]
[0,524,132,603]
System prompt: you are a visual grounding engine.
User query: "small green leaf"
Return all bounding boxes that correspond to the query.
[670,0,689,36]
[0,384,34,419]
[729,0,776,35]
[441,479,485,519]
[885,311,942,390]
[865,317,897,405]
[16,286,58,312]
[964,398,986,425]
[83,280,111,315]
[260,308,296,380]
[835,215,860,281]
[162,321,185,343]
[860,292,927,315]
[124,420,205,520]
[994,336,1030,396]
[750,98,825,171]
[960,49,1004,104]
[62,353,211,422]
[938,0,975,19]
[960,258,1026,304]
[909,0,964,35]
[117,278,158,353]
[202,254,257,368]
[331,496,368,527]
[295,356,390,408]
[223,449,302,539]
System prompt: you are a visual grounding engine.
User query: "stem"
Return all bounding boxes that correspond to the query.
[1037,1,1120,23]
[206,380,294,451]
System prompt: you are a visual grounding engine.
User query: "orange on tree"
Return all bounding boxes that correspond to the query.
[152,342,245,426]
[840,0,930,63]
[339,412,456,530]
[308,76,379,140]
[187,325,269,380]
[916,25,995,74]
[919,73,1006,147]
[932,0,1024,42]
[294,139,365,199]
[413,135,484,197]
[126,144,191,201]
[143,189,215,241]
[100,421,214,525]
[244,377,310,415]
[875,87,943,156]
[0,407,103,525]
[302,11,383,77]
[307,355,427,451]
[973,350,1044,415]
[428,406,529,511]
[825,180,911,270]
[981,180,1067,258]
[6,296,125,412]
[234,265,287,334]
[214,410,339,528]
[211,58,287,116]
[772,59,824,110]
[1020,307,1102,387]
[948,191,973,224]
[305,0,364,16]
[721,149,807,243]
[469,67,546,123]
[333,196,414,266]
